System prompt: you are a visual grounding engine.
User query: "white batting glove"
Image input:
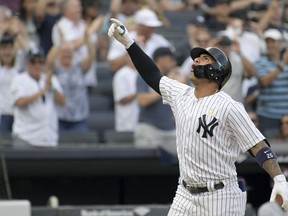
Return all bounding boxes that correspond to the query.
[108,18,134,49]
[270,174,288,211]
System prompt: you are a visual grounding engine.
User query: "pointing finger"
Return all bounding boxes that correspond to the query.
[110,18,123,26]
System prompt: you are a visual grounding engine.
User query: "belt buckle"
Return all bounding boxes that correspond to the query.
[182,180,208,194]
[187,186,208,194]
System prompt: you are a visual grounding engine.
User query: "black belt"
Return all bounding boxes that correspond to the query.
[182,180,224,194]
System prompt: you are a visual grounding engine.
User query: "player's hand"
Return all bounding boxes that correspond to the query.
[108,18,134,49]
[270,174,288,211]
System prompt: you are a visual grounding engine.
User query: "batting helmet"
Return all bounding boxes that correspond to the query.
[190,47,232,89]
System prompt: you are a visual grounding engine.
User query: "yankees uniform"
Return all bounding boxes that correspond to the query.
[160,76,264,216]
[126,45,265,216]
[108,18,288,216]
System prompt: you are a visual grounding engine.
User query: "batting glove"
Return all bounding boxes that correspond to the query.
[108,18,134,49]
[270,174,288,211]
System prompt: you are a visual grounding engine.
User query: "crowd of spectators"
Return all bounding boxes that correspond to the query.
[1,0,288,213]
[0,0,288,147]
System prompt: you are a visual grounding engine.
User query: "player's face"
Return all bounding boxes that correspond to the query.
[190,54,215,81]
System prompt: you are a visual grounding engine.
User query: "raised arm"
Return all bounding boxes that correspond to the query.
[108,18,163,94]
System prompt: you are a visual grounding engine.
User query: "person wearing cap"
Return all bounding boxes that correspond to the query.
[108,18,288,216]
[255,28,288,139]
[0,33,21,134]
[134,46,178,148]
[178,27,212,84]
[10,49,65,148]
[215,34,256,103]
[107,7,172,73]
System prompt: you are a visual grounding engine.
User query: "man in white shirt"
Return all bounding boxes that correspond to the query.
[113,59,139,132]
[11,49,65,147]
[107,8,172,73]
[52,0,97,87]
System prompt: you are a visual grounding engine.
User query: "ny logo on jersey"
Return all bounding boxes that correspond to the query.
[197,114,219,138]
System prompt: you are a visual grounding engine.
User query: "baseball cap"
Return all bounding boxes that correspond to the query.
[217,35,232,46]
[152,47,175,61]
[264,28,282,40]
[135,8,163,27]
[26,48,44,61]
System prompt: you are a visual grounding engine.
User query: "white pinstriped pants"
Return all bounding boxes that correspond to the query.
[168,181,246,216]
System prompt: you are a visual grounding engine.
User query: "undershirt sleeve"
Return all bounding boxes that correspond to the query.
[126,42,163,95]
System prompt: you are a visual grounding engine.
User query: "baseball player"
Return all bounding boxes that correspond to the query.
[108,19,288,216]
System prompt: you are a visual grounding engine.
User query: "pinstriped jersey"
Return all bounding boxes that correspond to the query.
[160,76,265,184]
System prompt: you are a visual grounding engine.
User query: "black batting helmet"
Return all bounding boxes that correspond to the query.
[190,47,232,89]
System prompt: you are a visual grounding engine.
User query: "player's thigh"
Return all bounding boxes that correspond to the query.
[168,184,194,216]
[201,184,246,216]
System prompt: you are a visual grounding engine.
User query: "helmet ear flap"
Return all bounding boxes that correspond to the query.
[204,64,224,83]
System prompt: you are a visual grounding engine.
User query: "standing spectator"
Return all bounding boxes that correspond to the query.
[109,0,140,24]
[221,16,263,64]
[255,28,288,139]
[46,29,95,132]
[107,7,172,73]
[52,0,98,89]
[113,58,139,132]
[255,0,288,40]
[18,0,40,47]
[273,114,288,143]
[1,11,30,70]
[99,0,140,62]
[0,6,12,39]
[215,35,255,103]
[279,114,288,142]
[34,0,62,56]
[175,17,206,67]
[179,27,212,84]
[11,49,65,148]
[135,47,178,148]
[0,33,21,134]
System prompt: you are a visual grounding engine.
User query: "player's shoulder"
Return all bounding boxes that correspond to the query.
[161,76,190,91]
[217,91,243,107]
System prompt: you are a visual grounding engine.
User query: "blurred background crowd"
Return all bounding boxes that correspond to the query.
[1,0,288,147]
[1,0,288,214]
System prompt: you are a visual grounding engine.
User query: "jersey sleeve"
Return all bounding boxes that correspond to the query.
[159,76,189,106]
[228,102,265,153]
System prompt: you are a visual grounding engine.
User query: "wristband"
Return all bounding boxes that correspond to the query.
[255,147,277,166]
